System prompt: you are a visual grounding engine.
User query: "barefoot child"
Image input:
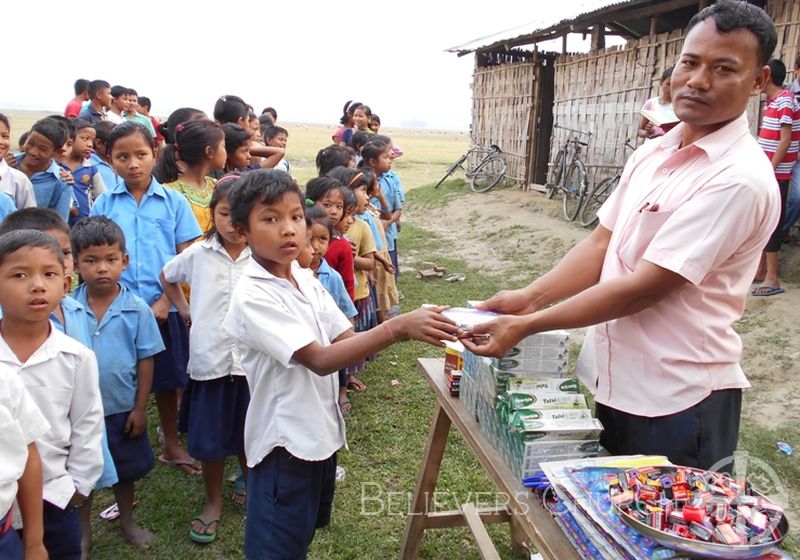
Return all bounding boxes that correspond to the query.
[0,229,104,559]
[91,122,204,476]
[160,176,251,545]
[71,216,164,548]
[222,169,458,559]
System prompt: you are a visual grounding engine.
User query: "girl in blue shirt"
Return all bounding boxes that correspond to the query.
[91,122,203,476]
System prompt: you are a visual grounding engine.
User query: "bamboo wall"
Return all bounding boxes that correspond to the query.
[471,60,539,184]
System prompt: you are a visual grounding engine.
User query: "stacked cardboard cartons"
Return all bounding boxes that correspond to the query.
[461,330,603,478]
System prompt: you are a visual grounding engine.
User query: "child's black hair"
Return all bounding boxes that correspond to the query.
[340,187,357,215]
[0,229,63,267]
[0,113,9,130]
[0,208,70,237]
[372,133,392,145]
[339,100,362,125]
[160,107,205,144]
[265,126,288,141]
[74,79,89,96]
[154,119,224,183]
[18,131,29,148]
[358,140,390,169]
[138,96,151,111]
[768,58,787,86]
[107,122,154,154]
[370,114,381,126]
[304,205,334,239]
[349,130,370,153]
[30,117,69,150]
[70,216,127,258]
[228,169,304,231]
[353,104,372,119]
[221,124,251,155]
[48,115,76,142]
[262,107,278,121]
[88,79,110,99]
[661,66,674,81]
[316,144,351,176]
[327,166,370,191]
[110,85,128,99]
[258,114,275,130]
[205,173,240,240]
[71,118,94,133]
[94,121,115,147]
[305,176,343,203]
[214,95,249,125]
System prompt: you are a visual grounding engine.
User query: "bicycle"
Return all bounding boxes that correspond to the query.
[543,124,592,221]
[433,143,507,193]
[577,140,637,228]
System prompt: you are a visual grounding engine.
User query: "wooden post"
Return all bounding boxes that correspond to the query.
[591,25,605,50]
[399,404,452,559]
[649,16,658,36]
[562,33,568,54]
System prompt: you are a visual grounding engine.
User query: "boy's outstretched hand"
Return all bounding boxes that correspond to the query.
[460,314,527,358]
[390,306,459,347]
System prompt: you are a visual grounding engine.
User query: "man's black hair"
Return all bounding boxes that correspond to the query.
[686,0,777,67]
[138,96,151,111]
[88,80,110,99]
[110,85,128,99]
[74,79,89,96]
[0,229,63,267]
[0,208,69,237]
[767,58,787,86]
[228,170,303,231]
[70,216,127,258]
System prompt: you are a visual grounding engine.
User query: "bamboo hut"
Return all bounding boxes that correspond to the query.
[448,0,800,189]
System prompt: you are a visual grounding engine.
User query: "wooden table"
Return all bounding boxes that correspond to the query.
[399,358,581,560]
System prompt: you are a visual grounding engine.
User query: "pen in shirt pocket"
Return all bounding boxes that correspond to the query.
[638,202,660,213]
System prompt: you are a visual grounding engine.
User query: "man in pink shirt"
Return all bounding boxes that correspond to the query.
[463,0,780,472]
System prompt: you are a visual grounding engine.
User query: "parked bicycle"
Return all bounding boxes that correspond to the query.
[434,143,507,193]
[577,139,637,228]
[543,124,592,221]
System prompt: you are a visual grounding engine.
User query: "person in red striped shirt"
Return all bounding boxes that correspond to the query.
[754,58,799,296]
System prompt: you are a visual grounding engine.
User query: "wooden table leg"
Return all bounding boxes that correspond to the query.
[399,403,452,559]
[509,512,530,556]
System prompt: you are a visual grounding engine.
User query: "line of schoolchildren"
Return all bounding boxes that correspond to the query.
[0,91,452,560]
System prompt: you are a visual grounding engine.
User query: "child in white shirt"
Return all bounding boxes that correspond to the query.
[222,170,458,559]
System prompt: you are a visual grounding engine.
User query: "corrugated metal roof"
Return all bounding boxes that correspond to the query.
[445,0,649,55]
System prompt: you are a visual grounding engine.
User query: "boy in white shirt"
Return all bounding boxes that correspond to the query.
[0,114,36,210]
[0,229,104,559]
[0,365,49,560]
[223,170,458,559]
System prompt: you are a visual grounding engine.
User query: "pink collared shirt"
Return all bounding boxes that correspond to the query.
[575,113,780,417]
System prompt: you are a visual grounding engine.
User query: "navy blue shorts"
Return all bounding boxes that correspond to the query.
[0,510,22,560]
[245,447,337,560]
[178,375,250,462]
[39,501,80,560]
[105,411,154,484]
[151,312,190,392]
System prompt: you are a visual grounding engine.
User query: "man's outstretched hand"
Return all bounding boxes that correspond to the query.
[459,314,527,358]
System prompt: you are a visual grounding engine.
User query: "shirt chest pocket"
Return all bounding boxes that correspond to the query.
[617,208,674,271]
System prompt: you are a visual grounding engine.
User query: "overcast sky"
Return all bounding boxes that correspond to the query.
[4,0,610,130]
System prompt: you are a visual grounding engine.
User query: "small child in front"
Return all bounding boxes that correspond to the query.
[71,216,165,548]
[0,229,104,559]
[222,169,458,559]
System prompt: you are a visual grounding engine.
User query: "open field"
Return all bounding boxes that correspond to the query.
[3,108,798,558]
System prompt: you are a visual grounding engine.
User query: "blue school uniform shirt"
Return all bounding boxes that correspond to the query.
[373,171,404,251]
[73,283,165,415]
[356,210,385,251]
[91,176,203,305]
[69,159,103,225]
[90,154,118,192]
[14,154,71,221]
[78,104,105,125]
[0,192,15,222]
[50,296,93,347]
[316,259,357,319]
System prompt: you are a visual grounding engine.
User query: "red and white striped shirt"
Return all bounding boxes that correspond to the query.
[758,88,800,181]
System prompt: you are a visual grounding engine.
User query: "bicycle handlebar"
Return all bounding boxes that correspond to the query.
[553,123,592,137]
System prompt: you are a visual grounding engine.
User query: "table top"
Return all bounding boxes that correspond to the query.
[417,357,581,560]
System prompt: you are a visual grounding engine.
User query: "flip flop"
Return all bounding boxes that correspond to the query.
[189,517,219,544]
[346,377,366,392]
[752,284,784,297]
[158,455,202,475]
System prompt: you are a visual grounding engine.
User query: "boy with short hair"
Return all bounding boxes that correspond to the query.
[123,90,156,138]
[78,80,111,125]
[0,362,49,560]
[90,121,118,191]
[136,96,164,144]
[107,86,128,125]
[71,216,164,548]
[0,228,104,559]
[64,119,106,225]
[264,125,290,174]
[64,79,89,119]
[15,117,72,221]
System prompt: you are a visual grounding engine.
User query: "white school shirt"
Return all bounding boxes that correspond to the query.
[0,366,49,516]
[0,325,104,508]
[0,159,36,209]
[161,236,251,380]
[223,259,352,466]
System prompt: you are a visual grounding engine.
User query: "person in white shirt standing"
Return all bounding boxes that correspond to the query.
[223,170,458,560]
[0,229,103,560]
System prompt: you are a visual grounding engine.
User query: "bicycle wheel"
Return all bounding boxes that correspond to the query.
[544,149,566,199]
[434,154,467,189]
[469,156,507,193]
[562,160,588,221]
[579,175,619,228]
